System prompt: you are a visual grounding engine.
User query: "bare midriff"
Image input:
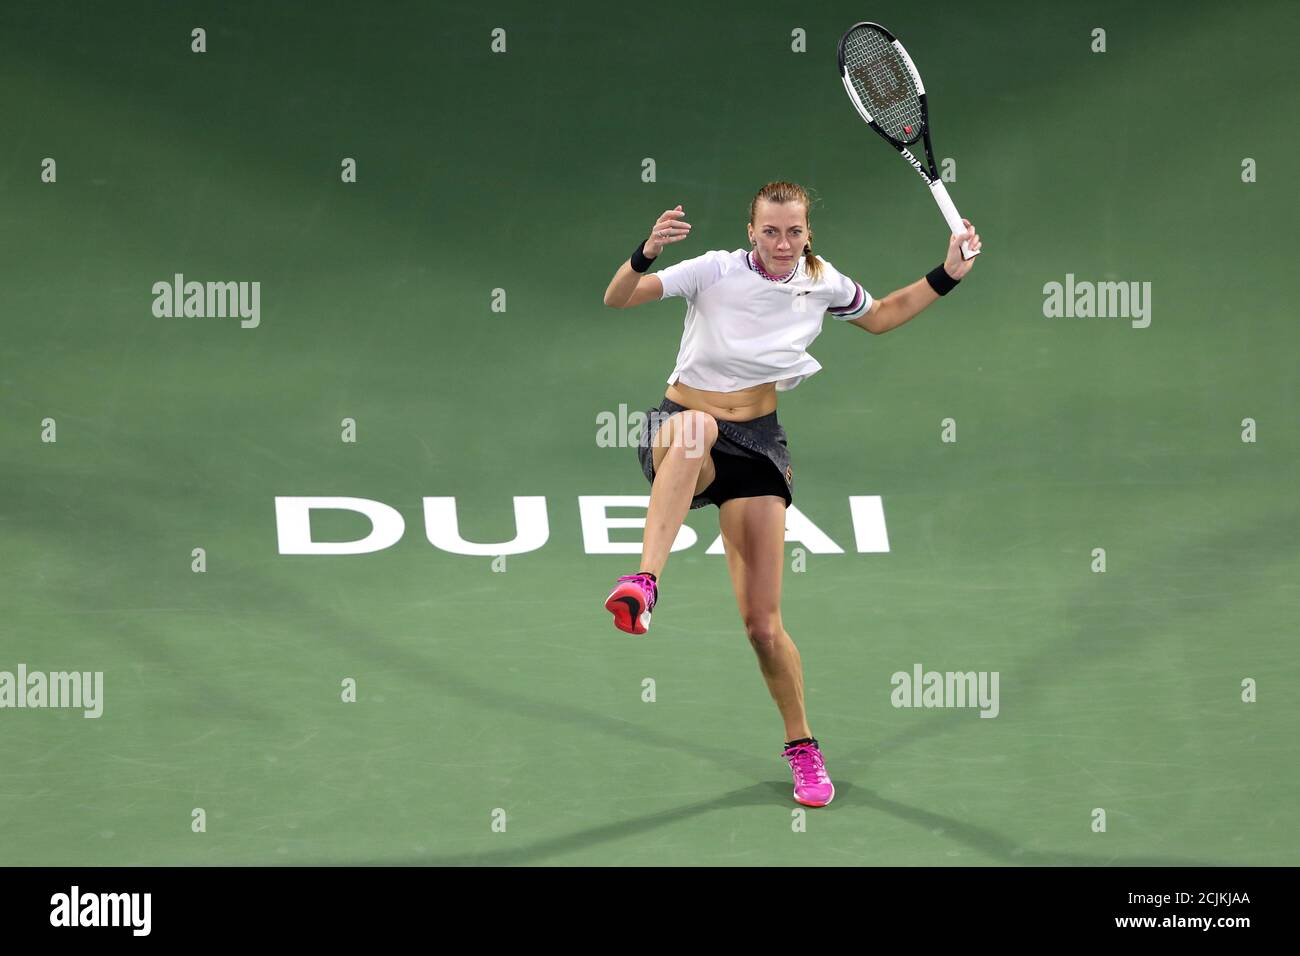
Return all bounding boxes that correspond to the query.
[665,379,778,422]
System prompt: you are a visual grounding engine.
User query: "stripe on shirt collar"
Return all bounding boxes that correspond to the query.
[747,250,800,283]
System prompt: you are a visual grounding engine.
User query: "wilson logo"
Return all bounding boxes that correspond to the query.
[898,148,932,184]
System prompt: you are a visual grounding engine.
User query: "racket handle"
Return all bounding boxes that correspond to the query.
[929,180,980,260]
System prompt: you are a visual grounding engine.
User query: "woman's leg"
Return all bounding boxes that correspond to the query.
[639,410,719,578]
[718,493,811,742]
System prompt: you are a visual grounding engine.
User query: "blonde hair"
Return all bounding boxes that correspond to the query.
[748,181,824,282]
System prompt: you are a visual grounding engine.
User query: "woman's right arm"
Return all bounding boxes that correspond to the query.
[603,205,692,308]
[603,263,663,309]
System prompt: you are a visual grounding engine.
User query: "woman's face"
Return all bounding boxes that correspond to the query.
[748,199,809,276]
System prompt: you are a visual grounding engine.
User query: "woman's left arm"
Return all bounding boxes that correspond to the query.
[860,220,981,335]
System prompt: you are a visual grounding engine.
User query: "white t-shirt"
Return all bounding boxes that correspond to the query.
[655,249,871,393]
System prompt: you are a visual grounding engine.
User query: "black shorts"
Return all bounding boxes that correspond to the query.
[636,396,794,510]
[697,446,792,509]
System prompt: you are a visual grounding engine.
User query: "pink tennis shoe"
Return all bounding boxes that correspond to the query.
[604,572,659,635]
[783,739,835,807]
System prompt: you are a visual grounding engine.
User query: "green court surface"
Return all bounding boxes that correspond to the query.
[1,0,1297,866]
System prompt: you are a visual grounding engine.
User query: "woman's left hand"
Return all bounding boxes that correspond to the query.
[942,219,981,280]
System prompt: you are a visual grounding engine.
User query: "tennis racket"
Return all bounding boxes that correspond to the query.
[837,21,979,260]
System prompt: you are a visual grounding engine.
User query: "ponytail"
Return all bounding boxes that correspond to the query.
[802,237,821,282]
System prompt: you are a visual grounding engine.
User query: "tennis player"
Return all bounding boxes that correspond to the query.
[601,181,980,807]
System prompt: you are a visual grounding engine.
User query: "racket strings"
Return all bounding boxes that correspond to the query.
[842,28,923,142]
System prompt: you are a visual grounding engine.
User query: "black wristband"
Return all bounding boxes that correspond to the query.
[630,239,658,273]
[925,263,959,296]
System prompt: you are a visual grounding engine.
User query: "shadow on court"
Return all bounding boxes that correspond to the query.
[244,466,1286,866]
[325,780,1221,866]
[287,583,1232,866]
[14,435,1262,865]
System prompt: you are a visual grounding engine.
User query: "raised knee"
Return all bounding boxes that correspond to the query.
[743,616,782,651]
[673,410,718,460]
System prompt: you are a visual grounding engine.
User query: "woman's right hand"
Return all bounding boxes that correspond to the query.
[644,205,691,258]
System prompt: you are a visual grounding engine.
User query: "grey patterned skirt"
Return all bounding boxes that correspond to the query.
[636,396,793,510]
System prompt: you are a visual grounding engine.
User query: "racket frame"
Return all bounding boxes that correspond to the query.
[837,21,979,259]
